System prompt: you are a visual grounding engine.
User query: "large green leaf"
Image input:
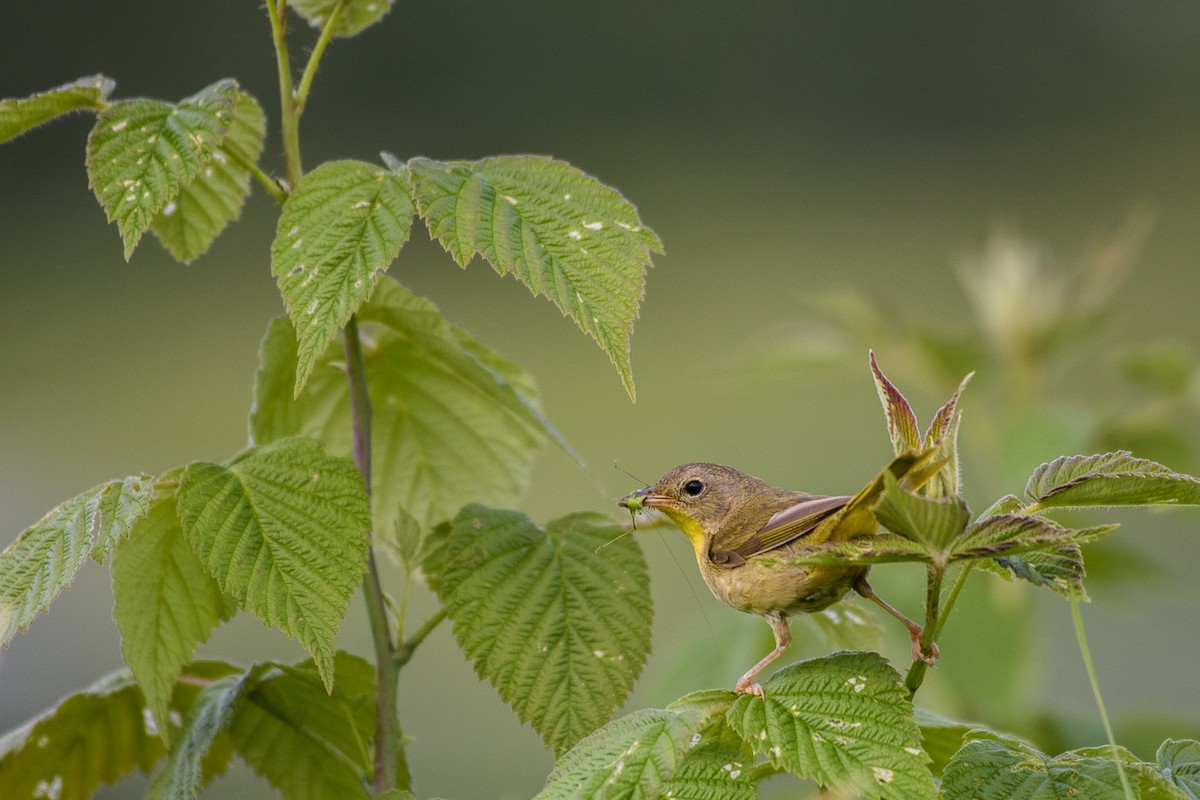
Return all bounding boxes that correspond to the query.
[290,0,395,36]
[271,159,414,393]
[250,277,552,531]
[0,475,154,646]
[435,506,652,756]
[0,74,114,144]
[176,438,370,689]
[87,80,239,259]
[1158,739,1200,799]
[150,91,266,262]
[112,484,230,739]
[871,472,970,555]
[726,651,934,799]
[1024,451,1200,510]
[914,708,978,779]
[228,653,377,800]
[408,155,662,399]
[941,732,1186,800]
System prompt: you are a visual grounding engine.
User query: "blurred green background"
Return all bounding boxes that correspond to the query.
[4,2,1200,797]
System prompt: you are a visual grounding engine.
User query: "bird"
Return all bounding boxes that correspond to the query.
[619,450,940,696]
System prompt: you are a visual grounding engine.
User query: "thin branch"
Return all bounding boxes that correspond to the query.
[295,0,349,114]
[395,607,449,669]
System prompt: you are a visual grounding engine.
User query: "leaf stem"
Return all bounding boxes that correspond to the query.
[904,563,945,696]
[1070,598,1134,800]
[343,316,400,795]
[295,0,348,114]
[264,0,303,186]
[932,562,973,640]
[222,142,288,205]
[395,607,448,669]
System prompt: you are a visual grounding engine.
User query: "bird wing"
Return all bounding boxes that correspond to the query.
[712,447,942,566]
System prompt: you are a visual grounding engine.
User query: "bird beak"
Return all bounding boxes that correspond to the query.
[618,487,671,511]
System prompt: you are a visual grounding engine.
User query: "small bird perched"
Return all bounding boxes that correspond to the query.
[619,450,939,696]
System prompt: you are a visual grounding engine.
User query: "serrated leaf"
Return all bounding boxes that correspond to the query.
[0,475,154,646]
[146,668,258,800]
[0,672,165,799]
[227,654,376,800]
[87,79,239,259]
[272,160,414,393]
[176,438,370,688]
[536,709,695,800]
[994,539,1089,600]
[409,155,662,399]
[870,351,921,456]
[1158,739,1200,799]
[975,493,1022,520]
[436,506,652,756]
[940,731,1161,800]
[1024,451,1200,510]
[0,74,114,144]
[250,277,551,532]
[725,651,934,800]
[872,471,970,556]
[150,91,266,262]
[661,750,758,800]
[112,487,229,739]
[290,0,395,36]
[954,514,1117,562]
[921,371,972,499]
[914,708,978,779]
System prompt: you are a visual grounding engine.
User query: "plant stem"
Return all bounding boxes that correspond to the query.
[343,316,401,795]
[395,607,448,669]
[296,0,349,114]
[1071,599,1134,800]
[223,143,288,205]
[904,563,945,696]
[932,562,973,640]
[265,0,303,185]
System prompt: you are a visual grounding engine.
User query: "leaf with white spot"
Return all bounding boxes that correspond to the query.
[176,438,371,689]
[112,481,231,740]
[250,277,555,532]
[150,91,266,262]
[272,159,414,394]
[291,0,395,36]
[0,475,154,646]
[408,155,662,399]
[0,74,114,144]
[87,79,239,259]
[726,651,934,799]
[435,506,652,756]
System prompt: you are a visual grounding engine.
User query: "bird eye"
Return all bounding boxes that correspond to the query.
[683,479,704,496]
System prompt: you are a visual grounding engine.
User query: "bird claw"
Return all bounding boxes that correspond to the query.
[912,638,939,666]
[735,681,764,697]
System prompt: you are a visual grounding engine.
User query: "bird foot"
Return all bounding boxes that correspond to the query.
[912,638,939,666]
[735,680,764,697]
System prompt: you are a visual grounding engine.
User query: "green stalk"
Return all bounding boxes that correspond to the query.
[1071,599,1134,800]
[265,0,303,185]
[343,316,401,795]
[296,0,349,114]
[904,562,945,696]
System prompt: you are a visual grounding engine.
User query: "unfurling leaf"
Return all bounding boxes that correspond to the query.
[870,351,921,456]
[251,277,554,532]
[872,471,970,555]
[726,651,935,799]
[408,155,662,399]
[150,91,267,262]
[1024,451,1200,510]
[176,438,370,689]
[87,80,239,259]
[271,159,414,394]
[434,506,652,756]
[0,74,114,144]
[0,475,154,646]
[921,371,972,499]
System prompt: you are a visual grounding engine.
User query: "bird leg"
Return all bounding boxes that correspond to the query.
[854,577,938,665]
[735,611,791,696]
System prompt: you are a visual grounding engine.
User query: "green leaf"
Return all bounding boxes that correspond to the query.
[150,91,266,262]
[228,654,376,800]
[112,485,229,740]
[87,79,239,259]
[870,351,922,456]
[0,475,154,645]
[408,155,662,399]
[1024,451,1200,510]
[940,731,1171,800]
[871,471,970,555]
[1158,739,1200,799]
[914,708,978,779]
[536,709,696,800]
[725,651,934,799]
[147,668,258,800]
[436,506,652,756]
[176,438,370,688]
[250,277,552,531]
[290,0,395,36]
[0,74,114,144]
[776,534,932,567]
[272,160,414,393]
[0,672,165,799]
[921,371,972,499]
[955,514,1118,560]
